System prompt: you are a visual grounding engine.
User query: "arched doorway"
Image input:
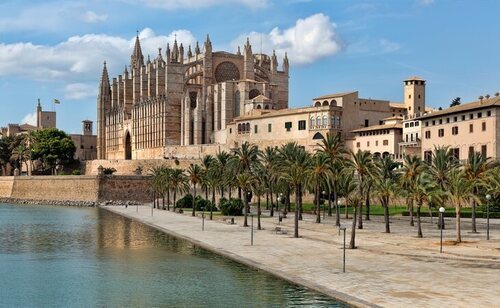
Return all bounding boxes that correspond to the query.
[124,132,132,160]
[313,132,324,140]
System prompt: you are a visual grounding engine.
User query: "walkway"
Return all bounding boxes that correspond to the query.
[104,205,500,307]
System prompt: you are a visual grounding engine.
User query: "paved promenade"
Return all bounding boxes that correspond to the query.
[104,206,500,307]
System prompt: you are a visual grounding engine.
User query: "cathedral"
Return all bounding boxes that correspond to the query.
[97,34,289,160]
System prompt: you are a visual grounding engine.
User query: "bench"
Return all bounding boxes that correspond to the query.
[274,227,288,234]
[222,217,235,225]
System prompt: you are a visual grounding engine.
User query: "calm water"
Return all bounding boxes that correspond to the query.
[0,204,345,307]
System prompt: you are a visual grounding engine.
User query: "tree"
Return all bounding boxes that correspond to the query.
[306,152,332,223]
[373,156,399,233]
[0,136,13,175]
[30,128,76,174]
[252,168,267,230]
[201,154,214,200]
[446,170,476,243]
[317,132,345,224]
[236,172,256,227]
[205,164,221,220]
[348,150,374,230]
[259,146,278,217]
[187,164,203,217]
[410,173,441,238]
[400,155,425,226]
[450,97,461,107]
[464,152,490,233]
[11,143,30,175]
[215,151,231,197]
[170,168,189,212]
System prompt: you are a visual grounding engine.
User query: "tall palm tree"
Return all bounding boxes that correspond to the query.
[317,132,345,221]
[215,151,231,197]
[348,150,373,230]
[464,152,490,233]
[306,152,332,223]
[187,164,203,217]
[410,173,441,238]
[400,155,425,226]
[236,172,256,227]
[170,168,189,212]
[11,143,30,175]
[252,167,267,230]
[481,166,500,200]
[373,156,400,233]
[277,142,312,238]
[205,164,221,220]
[259,146,278,216]
[201,154,214,200]
[338,170,357,219]
[148,166,164,209]
[446,170,476,243]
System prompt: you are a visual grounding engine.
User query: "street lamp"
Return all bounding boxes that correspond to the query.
[486,194,491,240]
[250,213,255,246]
[439,207,445,253]
[201,206,205,231]
[340,226,346,273]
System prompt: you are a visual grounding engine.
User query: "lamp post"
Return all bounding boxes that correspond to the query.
[439,207,445,253]
[201,206,205,231]
[486,194,491,240]
[250,214,254,246]
[277,196,282,225]
[340,226,346,272]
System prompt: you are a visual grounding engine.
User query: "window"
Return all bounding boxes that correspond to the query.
[331,116,336,127]
[410,122,414,127]
[446,118,450,123]
[453,116,457,122]
[469,124,473,133]
[432,120,436,125]
[229,128,232,134]
[452,148,460,160]
[482,122,486,131]
[310,117,315,128]
[481,145,487,158]
[487,110,492,117]
[425,131,431,139]
[356,142,360,148]
[383,140,389,146]
[376,140,379,146]
[438,128,444,137]
[298,120,306,130]
[424,151,432,163]
[415,122,419,127]
[477,112,482,118]
[425,121,429,127]
[90,146,93,149]
[268,123,272,132]
[461,115,465,121]
[322,116,327,127]
[409,94,412,99]
[469,146,475,159]
[411,134,414,142]
[364,119,369,127]
[469,114,473,120]
[405,123,409,128]
[439,119,443,124]
[379,120,383,125]
[80,145,84,149]
[254,125,258,134]
[285,122,292,132]
[316,116,321,127]
[452,126,458,135]
[367,141,370,147]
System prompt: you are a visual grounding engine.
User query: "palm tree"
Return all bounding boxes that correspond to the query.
[317,132,345,222]
[148,166,164,209]
[205,164,221,220]
[464,152,490,233]
[201,154,214,200]
[373,156,399,233]
[446,170,476,243]
[410,173,441,238]
[170,168,189,212]
[259,146,278,216]
[400,155,425,226]
[215,151,231,197]
[252,168,267,230]
[11,143,31,175]
[187,164,203,217]
[236,172,256,227]
[338,170,357,219]
[348,150,373,230]
[277,142,312,238]
[306,152,332,223]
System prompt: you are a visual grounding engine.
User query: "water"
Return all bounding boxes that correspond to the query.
[0,204,345,307]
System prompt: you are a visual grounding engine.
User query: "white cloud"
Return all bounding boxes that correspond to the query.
[65,83,97,100]
[231,13,343,65]
[82,11,108,23]
[135,0,268,10]
[21,112,37,126]
[0,28,197,83]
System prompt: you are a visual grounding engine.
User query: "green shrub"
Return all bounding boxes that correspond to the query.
[195,197,217,211]
[176,194,193,208]
[72,169,81,175]
[220,198,244,216]
[103,167,116,175]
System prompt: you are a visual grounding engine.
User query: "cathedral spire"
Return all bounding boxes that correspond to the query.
[99,61,110,93]
[271,50,278,73]
[204,34,212,53]
[237,46,241,56]
[195,41,200,55]
[179,43,184,63]
[283,52,289,73]
[156,48,163,61]
[172,39,179,62]
[131,31,144,70]
[188,45,193,58]
[166,43,171,63]
[244,37,252,55]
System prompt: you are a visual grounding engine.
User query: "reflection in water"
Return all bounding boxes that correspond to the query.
[0,204,346,307]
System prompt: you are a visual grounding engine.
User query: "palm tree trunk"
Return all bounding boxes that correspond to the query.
[269,186,274,217]
[210,187,215,220]
[167,190,170,211]
[243,189,248,227]
[316,183,321,223]
[162,196,165,210]
[192,185,196,217]
[334,184,340,226]
[173,191,177,212]
[345,198,349,219]
[471,190,477,232]
[349,200,358,249]
[365,187,371,221]
[294,184,300,238]
[417,203,423,238]
[409,198,414,226]
[238,187,242,199]
[384,197,390,233]
[456,204,462,243]
[266,192,269,210]
[428,204,433,224]
[205,187,208,201]
[257,194,262,230]
[298,184,303,221]
[358,201,363,229]
[286,187,291,213]
[328,186,332,216]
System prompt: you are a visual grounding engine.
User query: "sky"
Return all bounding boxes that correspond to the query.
[0,0,499,134]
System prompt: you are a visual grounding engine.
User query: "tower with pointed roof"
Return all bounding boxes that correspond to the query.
[97,61,111,159]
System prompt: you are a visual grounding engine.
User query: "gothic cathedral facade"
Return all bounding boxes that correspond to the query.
[97,34,289,160]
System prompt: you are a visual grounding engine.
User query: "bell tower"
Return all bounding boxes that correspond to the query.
[404,76,425,115]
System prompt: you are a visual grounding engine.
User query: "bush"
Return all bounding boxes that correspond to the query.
[219,198,244,216]
[176,194,193,209]
[72,169,81,175]
[195,197,217,212]
[103,167,116,175]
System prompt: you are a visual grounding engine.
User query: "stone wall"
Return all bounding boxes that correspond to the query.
[0,175,152,203]
[83,159,199,175]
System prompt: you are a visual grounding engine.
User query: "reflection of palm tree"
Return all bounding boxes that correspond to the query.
[187,164,203,217]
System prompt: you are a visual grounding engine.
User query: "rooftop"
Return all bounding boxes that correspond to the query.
[313,91,358,101]
[417,96,500,119]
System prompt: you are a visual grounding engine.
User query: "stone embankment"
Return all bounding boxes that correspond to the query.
[0,197,141,207]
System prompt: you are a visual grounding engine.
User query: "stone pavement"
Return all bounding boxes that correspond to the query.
[104,205,500,307]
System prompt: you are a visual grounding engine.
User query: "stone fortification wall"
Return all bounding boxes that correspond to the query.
[0,175,152,203]
[9,176,99,202]
[83,159,200,175]
[0,177,14,198]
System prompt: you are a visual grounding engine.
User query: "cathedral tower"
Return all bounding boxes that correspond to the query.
[404,76,426,115]
[97,61,111,159]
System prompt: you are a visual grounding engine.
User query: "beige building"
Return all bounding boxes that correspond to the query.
[1,100,56,138]
[97,34,289,160]
[70,120,97,161]
[418,96,500,161]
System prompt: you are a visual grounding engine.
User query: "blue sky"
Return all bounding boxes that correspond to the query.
[0,0,499,134]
